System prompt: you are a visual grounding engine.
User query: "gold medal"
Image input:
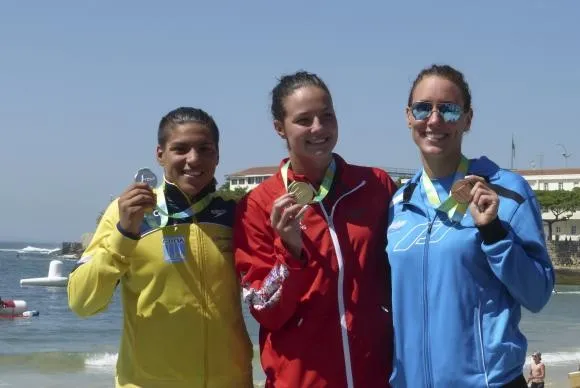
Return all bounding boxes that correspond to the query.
[288,181,314,205]
[451,179,473,204]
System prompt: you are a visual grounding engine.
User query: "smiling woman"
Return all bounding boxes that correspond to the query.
[67,107,253,388]
[156,108,220,197]
[387,64,554,388]
[234,71,398,387]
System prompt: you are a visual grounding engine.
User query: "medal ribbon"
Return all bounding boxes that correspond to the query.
[421,155,469,222]
[281,158,336,203]
[145,179,213,228]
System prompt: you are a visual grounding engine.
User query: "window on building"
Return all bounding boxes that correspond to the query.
[248,177,255,184]
[575,181,580,187]
[558,182,564,190]
[572,225,577,235]
[231,179,237,185]
[543,183,549,190]
[238,178,245,185]
[556,226,561,234]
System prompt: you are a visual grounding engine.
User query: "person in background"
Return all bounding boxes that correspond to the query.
[387,64,554,387]
[68,107,253,388]
[235,71,396,387]
[527,352,545,388]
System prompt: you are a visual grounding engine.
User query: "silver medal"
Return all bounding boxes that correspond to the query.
[134,168,158,188]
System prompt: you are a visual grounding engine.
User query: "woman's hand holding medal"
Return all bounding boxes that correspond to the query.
[270,193,310,259]
[118,169,158,236]
[452,175,500,226]
[118,183,157,235]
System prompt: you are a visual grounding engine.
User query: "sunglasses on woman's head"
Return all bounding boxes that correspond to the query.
[410,101,463,123]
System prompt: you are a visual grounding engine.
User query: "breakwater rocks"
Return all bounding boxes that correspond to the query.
[61,242,84,258]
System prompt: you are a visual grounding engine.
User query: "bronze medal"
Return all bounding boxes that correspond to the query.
[451,179,473,204]
[288,181,314,205]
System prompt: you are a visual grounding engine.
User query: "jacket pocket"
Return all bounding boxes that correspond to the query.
[474,303,490,386]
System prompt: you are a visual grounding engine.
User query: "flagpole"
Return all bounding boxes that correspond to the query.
[511,134,515,170]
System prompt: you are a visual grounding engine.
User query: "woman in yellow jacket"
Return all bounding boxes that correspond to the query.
[68,107,253,388]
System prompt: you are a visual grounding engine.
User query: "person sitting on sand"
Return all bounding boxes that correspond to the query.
[527,351,545,388]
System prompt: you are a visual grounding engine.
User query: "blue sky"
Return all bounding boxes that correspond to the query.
[1,1,579,242]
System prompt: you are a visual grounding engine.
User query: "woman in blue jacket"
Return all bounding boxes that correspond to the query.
[387,64,554,388]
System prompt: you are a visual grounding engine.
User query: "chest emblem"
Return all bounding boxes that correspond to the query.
[162,235,187,263]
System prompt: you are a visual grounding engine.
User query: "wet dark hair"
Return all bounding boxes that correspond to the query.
[408,64,472,112]
[270,70,332,121]
[157,107,220,149]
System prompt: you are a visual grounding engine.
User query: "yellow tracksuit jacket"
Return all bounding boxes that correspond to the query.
[68,183,253,387]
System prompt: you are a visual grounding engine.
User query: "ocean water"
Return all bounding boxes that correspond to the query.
[1,243,579,388]
[0,243,264,387]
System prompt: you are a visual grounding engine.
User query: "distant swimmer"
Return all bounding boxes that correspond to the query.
[527,351,545,388]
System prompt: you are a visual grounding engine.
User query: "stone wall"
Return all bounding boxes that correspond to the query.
[547,240,580,266]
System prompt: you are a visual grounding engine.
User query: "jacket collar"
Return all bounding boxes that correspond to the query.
[162,178,217,213]
[400,155,501,204]
[275,153,365,204]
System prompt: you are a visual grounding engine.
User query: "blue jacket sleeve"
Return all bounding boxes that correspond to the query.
[481,194,554,313]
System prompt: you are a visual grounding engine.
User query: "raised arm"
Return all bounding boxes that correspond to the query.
[234,195,315,331]
[479,191,554,313]
[68,182,155,316]
[67,200,136,316]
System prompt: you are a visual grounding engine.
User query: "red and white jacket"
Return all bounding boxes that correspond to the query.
[234,154,396,388]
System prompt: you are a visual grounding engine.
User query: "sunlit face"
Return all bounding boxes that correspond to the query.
[406,75,472,161]
[274,86,338,164]
[156,122,218,197]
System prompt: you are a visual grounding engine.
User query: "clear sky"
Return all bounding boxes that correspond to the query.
[1,1,579,242]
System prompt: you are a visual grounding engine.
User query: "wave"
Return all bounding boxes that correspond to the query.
[0,246,60,255]
[85,353,117,369]
[553,290,580,295]
[19,246,61,255]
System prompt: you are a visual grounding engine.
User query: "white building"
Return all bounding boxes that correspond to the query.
[225,166,416,191]
[226,165,580,240]
[516,168,580,241]
[226,167,278,191]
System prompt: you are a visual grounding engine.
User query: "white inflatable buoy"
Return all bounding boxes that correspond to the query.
[0,299,40,318]
[20,260,68,287]
[0,300,27,316]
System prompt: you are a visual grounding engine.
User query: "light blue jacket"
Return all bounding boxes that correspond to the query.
[387,156,554,388]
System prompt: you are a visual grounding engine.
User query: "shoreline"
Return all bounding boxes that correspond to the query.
[554,266,580,285]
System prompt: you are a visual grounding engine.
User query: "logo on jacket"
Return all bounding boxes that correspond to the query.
[388,219,407,232]
[162,235,187,263]
[210,209,227,218]
[392,221,452,252]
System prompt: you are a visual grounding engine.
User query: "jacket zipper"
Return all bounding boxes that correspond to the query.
[195,225,209,388]
[422,216,436,388]
[400,200,435,387]
[319,180,366,388]
[476,302,490,387]
[403,189,439,387]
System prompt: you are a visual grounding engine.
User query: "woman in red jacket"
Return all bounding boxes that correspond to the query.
[234,71,396,387]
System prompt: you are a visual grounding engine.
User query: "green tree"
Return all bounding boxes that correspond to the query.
[534,189,580,241]
[216,181,249,202]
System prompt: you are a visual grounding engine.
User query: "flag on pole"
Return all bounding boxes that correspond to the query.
[511,134,516,169]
